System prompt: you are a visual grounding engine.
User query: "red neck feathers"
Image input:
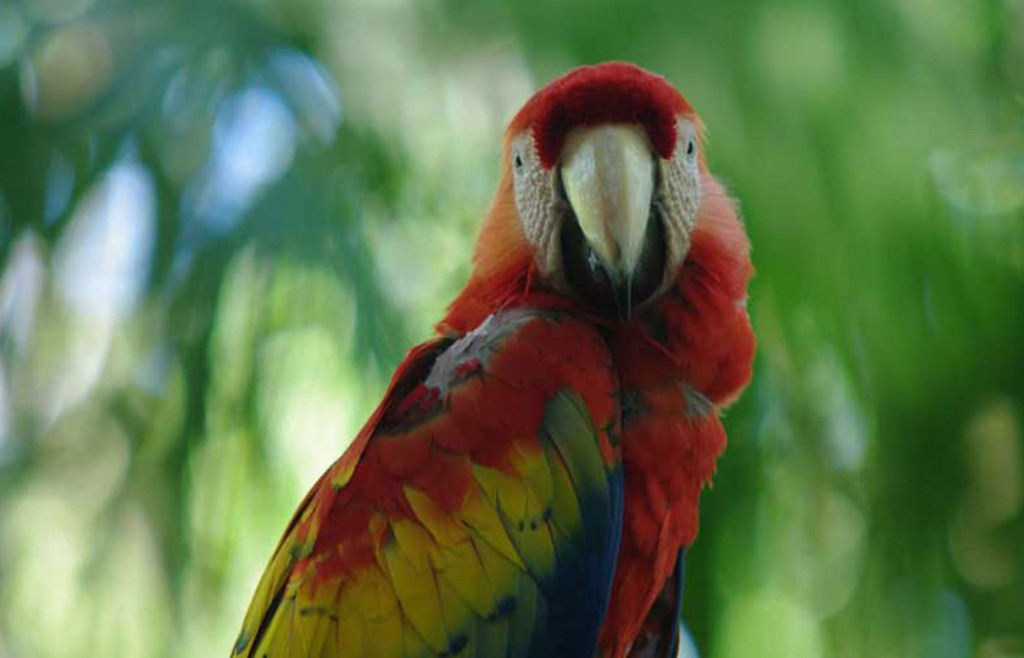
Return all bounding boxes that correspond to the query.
[610,173,753,399]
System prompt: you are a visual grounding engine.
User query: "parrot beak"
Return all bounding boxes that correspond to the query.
[560,124,658,318]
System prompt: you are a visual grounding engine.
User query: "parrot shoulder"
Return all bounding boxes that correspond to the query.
[233,307,624,658]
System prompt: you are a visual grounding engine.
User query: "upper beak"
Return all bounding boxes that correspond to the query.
[560,124,656,311]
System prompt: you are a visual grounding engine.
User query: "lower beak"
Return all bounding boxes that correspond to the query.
[559,124,656,316]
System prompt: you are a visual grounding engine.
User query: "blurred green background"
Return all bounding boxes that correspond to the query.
[1,0,1023,656]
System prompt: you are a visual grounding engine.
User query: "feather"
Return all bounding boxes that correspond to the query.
[231,310,623,658]
[507,62,694,168]
[235,61,756,658]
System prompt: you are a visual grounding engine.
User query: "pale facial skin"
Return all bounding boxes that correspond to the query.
[508,118,703,317]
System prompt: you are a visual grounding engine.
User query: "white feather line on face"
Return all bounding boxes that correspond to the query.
[656,118,702,289]
[424,308,538,393]
[510,131,561,278]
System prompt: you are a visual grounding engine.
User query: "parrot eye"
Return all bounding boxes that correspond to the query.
[686,139,695,157]
[514,153,523,169]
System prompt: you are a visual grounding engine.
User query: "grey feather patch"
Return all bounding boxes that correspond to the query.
[682,385,715,418]
[425,308,538,393]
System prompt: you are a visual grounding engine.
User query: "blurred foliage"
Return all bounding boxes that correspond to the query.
[0,0,1022,657]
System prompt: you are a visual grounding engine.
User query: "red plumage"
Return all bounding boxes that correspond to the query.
[299,312,623,586]
[443,63,755,657]
[510,62,693,168]
[597,173,753,655]
[233,62,753,658]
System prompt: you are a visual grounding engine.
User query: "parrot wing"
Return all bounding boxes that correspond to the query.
[232,308,624,658]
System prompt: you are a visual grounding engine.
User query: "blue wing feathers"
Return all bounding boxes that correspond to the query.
[524,390,624,658]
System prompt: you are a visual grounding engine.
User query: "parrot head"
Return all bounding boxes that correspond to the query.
[462,62,707,322]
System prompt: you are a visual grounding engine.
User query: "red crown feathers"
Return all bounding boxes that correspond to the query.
[510,62,693,169]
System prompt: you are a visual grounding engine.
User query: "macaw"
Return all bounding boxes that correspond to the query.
[231,62,754,658]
